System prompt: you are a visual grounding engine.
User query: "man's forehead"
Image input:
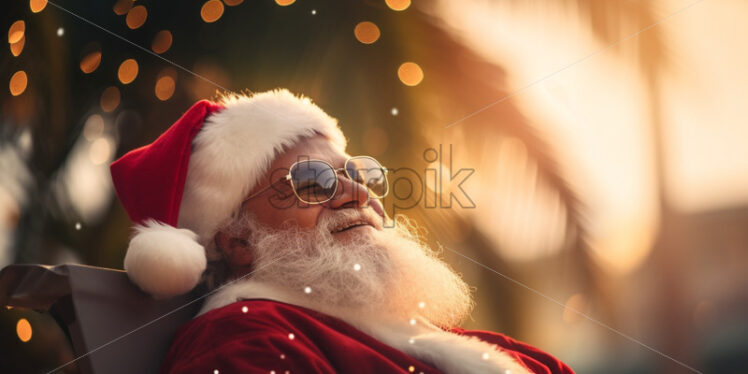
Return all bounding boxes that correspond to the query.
[274,135,349,167]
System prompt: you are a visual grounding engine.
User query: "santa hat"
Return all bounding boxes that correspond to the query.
[110,89,347,299]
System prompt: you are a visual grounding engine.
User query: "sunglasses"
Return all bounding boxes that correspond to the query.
[244,156,389,205]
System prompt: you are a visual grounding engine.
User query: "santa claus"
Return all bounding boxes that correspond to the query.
[110,89,574,374]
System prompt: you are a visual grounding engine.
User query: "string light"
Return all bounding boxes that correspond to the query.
[397,62,423,86]
[354,21,380,44]
[10,36,25,57]
[201,0,225,23]
[8,20,25,44]
[155,68,177,101]
[385,0,411,11]
[113,0,133,15]
[30,0,48,13]
[100,86,121,112]
[56,27,64,36]
[151,30,173,54]
[9,71,28,96]
[118,59,139,84]
[126,5,148,29]
[80,51,102,74]
[16,319,32,342]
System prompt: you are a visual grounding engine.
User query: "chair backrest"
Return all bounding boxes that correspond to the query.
[0,264,202,374]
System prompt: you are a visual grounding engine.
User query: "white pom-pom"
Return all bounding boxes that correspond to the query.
[124,219,206,299]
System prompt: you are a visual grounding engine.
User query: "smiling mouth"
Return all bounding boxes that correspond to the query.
[331,220,374,234]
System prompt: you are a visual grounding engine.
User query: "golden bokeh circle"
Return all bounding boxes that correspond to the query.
[155,74,176,101]
[80,51,102,74]
[16,318,32,342]
[385,0,410,11]
[10,36,25,57]
[9,71,28,96]
[117,58,139,84]
[275,0,295,6]
[354,21,380,45]
[151,30,173,54]
[100,86,121,112]
[224,0,244,6]
[126,5,148,29]
[30,0,48,13]
[113,0,133,16]
[8,20,25,44]
[397,62,424,86]
[201,0,225,23]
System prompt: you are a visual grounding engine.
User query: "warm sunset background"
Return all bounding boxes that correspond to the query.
[1,0,746,373]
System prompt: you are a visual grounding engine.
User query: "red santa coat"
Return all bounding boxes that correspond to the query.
[161,281,574,374]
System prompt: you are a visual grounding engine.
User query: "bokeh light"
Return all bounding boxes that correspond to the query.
[397,62,423,86]
[224,0,244,6]
[8,20,25,44]
[275,0,295,6]
[125,5,148,29]
[80,51,102,74]
[9,70,28,96]
[151,30,173,54]
[10,36,25,57]
[16,318,32,342]
[89,138,113,165]
[155,68,177,101]
[201,0,225,23]
[83,114,105,141]
[117,59,138,84]
[100,86,121,112]
[385,0,411,11]
[354,21,380,44]
[113,0,133,16]
[29,0,47,13]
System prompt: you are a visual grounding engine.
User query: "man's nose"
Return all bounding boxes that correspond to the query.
[326,174,370,209]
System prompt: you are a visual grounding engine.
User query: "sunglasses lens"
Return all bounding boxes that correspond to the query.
[346,156,388,198]
[290,161,337,203]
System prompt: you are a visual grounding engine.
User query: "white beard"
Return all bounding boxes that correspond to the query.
[199,211,533,374]
[243,209,474,329]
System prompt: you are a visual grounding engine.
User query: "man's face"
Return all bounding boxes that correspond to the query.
[215,134,386,278]
[213,134,474,327]
[241,134,385,234]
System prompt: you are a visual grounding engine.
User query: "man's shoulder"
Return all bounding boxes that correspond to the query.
[188,298,323,331]
[451,327,574,374]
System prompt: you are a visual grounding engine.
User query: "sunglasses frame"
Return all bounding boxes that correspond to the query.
[243,155,389,205]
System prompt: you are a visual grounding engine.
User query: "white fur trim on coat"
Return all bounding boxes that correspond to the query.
[198,279,532,374]
[177,89,347,257]
[124,220,206,299]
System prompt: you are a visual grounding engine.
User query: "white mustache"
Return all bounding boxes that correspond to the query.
[319,208,384,234]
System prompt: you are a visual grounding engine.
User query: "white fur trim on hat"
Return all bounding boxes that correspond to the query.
[178,89,347,255]
[124,219,207,299]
